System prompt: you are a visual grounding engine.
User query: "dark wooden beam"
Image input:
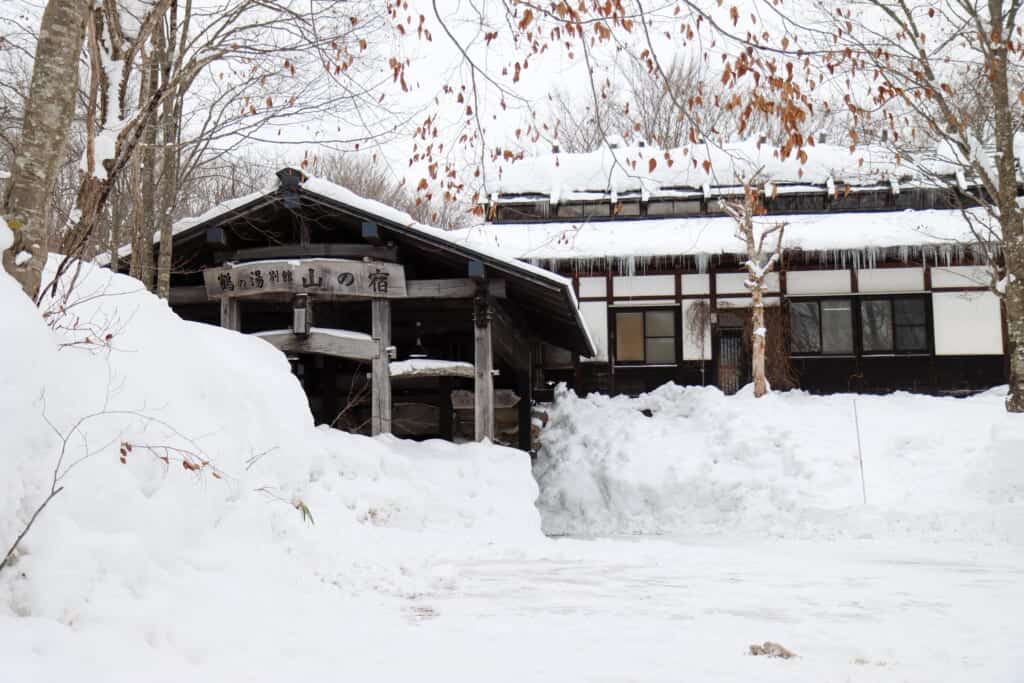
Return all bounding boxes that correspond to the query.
[169,285,208,305]
[490,299,533,372]
[214,243,399,263]
[406,278,506,299]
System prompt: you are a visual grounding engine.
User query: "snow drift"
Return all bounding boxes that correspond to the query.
[0,252,540,647]
[534,383,1024,541]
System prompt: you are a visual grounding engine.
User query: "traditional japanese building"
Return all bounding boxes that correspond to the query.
[163,169,595,449]
[453,139,1008,397]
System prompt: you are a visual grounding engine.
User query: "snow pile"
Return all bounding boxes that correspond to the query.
[0,259,540,648]
[534,383,1024,542]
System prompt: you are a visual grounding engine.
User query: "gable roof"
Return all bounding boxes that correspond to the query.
[169,169,597,357]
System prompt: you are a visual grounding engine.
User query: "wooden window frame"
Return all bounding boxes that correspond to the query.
[610,306,681,366]
[858,294,932,356]
[787,293,933,358]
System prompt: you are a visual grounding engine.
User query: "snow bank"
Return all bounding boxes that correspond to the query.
[0,259,540,636]
[535,383,1024,542]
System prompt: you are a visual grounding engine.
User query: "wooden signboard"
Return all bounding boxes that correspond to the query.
[203,258,407,299]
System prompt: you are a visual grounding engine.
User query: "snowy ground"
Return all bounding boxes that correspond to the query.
[5,535,1022,682]
[2,242,1022,681]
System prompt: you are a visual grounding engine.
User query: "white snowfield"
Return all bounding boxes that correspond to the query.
[1,243,1023,681]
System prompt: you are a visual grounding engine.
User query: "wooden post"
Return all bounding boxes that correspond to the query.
[371,299,392,436]
[517,354,533,452]
[438,376,454,441]
[220,297,240,331]
[474,292,495,441]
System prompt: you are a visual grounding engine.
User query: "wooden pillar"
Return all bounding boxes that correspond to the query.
[474,292,495,441]
[517,353,533,452]
[371,299,392,436]
[220,297,240,331]
[438,376,454,441]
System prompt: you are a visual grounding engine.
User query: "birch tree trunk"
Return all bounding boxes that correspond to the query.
[1,0,89,299]
[750,284,767,397]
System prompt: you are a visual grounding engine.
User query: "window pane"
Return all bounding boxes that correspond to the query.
[615,312,644,362]
[556,203,583,218]
[616,202,641,217]
[789,301,821,353]
[861,300,894,352]
[645,338,676,363]
[583,203,610,218]
[645,310,675,337]
[894,297,926,326]
[646,201,675,216]
[822,299,854,354]
[895,325,928,352]
[675,200,702,215]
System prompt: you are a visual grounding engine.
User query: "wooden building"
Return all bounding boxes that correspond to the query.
[164,169,595,449]
[458,141,1009,397]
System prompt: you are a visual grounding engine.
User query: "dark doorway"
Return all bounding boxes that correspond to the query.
[717,330,747,394]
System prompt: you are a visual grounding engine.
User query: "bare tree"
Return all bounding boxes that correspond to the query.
[774,0,1024,411]
[1,0,89,299]
[722,178,786,398]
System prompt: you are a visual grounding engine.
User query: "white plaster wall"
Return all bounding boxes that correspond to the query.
[579,301,609,361]
[613,274,676,298]
[932,291,1004,356]
[681,273,711,295]
[715,272,780,294]
[787,269,852,294]
[931,265,992,289]
[682,299,712,361]
[858,267,924,292]
[578,276,607,298]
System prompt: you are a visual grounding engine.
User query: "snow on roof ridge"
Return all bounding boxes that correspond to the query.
[484,138,955,198]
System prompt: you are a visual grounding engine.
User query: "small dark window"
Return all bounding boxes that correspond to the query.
[860,296,928,353]
[556,203,583,219]
[496,203,547,222]
[647,199,701,217]
[614,201,641,217]
[788,298,854,355]
[556,202,610,219]
[614,309,677,364]
[789,301,821,353]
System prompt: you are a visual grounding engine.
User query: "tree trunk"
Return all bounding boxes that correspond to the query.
[986,12,1024,412]
[155,81,180,299]
[1,0,89,299]
[750,283,767,397]
[1005,243,1024,412]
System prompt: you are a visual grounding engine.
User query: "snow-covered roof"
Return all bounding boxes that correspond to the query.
[484,139,958,202]
[447,208,994,270]
[169,169,598,356]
